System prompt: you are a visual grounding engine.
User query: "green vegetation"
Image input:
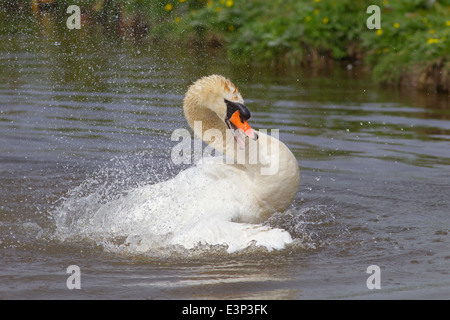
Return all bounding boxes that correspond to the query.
[3,0,450,92]
[145,0,450,92]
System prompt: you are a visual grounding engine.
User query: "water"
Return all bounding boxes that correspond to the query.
[1,11,450,300]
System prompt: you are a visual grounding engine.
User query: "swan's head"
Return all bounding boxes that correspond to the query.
[224,98,258,145]
[184,75,258,147]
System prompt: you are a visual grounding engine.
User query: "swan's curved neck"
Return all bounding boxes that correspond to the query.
[182,76,300,221]
[183,79,235,157]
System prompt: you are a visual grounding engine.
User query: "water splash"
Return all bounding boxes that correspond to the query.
[265,204,345,251]
[51,151,300,256]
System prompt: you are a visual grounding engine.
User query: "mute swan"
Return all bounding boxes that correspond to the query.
[55,75,300,254]
[183,75,300,223]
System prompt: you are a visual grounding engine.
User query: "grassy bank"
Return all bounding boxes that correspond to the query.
[3,0,450,93]
[143,0,450,93]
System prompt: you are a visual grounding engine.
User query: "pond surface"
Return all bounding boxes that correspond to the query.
[1,11,449,299]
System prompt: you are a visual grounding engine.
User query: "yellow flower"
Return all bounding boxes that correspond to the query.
[305,16,312,22]
[446,21,450,27]
[165,3,173,11]
[393,22,399,28]
[225,0,233,7]
[427,38,439,44]
[322,17,329,24]
[207,0,213,8]
[228,25,234,32]
[429,29,435,34]
[313,9,319,15]
[383,0,388,5]
[376,29,383,35]
[174,16,181,23]
[179,0,186,2]
[215,6,222,12]
[314,0,320,2]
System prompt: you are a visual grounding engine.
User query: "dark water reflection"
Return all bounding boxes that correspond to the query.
[1,9,449,299]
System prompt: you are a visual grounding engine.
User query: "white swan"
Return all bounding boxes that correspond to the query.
[55,75,300,254]
[183,75,300,223]
[166,75,300,252]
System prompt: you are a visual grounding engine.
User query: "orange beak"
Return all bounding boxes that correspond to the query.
[229,110,257,140]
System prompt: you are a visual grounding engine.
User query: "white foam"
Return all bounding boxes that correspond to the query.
[53,159,293,255]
